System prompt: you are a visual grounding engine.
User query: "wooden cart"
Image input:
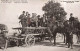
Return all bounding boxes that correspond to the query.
[8,27,47,47]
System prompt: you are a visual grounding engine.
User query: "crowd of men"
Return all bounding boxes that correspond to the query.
[18,11,47,27]
[18,11,80,49]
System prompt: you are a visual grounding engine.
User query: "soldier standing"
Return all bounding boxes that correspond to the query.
[66,21,73,49]
[19,11,27,34]
[37,15,40,27]
[27,14,31,27]
[31,13,36,27]
[19,11,26,27]
[67,32,73,49]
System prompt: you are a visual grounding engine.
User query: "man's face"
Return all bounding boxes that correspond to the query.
[23,12,25,14]
[70,14,73,17]
[28,15,30,17]
[23,11,25,14]
[26,12,28,15]
[38,16,40,18]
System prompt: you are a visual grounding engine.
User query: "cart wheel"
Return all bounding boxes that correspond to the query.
[25,35,35,46]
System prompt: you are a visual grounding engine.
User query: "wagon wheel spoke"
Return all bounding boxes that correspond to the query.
[25,35,35,46]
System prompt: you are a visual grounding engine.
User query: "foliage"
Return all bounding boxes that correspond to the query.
[42,1,67,22]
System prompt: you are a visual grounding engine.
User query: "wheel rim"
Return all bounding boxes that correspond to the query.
[25,35,35,46]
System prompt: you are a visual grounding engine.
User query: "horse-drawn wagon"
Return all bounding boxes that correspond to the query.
[7,27,47,47]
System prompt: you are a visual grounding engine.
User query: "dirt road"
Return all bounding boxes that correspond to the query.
[0,35,80,51]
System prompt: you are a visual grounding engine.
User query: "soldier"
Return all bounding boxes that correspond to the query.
[67,32,73,49]
[42,14,46,27]
[35,14,38,27]
[26,12,28,16]
[69,13,74,25]
[31,13,36,27]
[37,15,41,27]
[19,11,26,27]
[18,11,27,34]
[27,14,31,27]
[64,20,69,44]
[66,21,73,49]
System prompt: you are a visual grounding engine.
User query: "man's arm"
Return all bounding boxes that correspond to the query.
[18,15,22,19]
[19,20,21,23]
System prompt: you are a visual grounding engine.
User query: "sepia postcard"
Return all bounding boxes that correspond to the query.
[0,0,80,51]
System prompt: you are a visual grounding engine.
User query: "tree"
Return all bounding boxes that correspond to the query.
[42,1,67,22]
[42,1,67,45]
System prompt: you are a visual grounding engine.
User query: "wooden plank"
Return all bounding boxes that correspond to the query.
[12,27,22,30]
[12,27,47,30]
[9,37,24,40]
[27,34,40,35]
[24,27,47,29]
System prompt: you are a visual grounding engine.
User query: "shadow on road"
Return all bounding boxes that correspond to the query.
[35,41,80,48]
[0,41,80,50]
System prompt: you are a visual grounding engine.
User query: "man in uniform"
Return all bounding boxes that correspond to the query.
[67,32,73,49]
[66,21,73,49]
[26,14,31,27]
[69,13,74,25]
[37,15,41,27]
[31,13,37,27]
[19,11,26,27]
[18,11,27,34]
[26,12,28,16]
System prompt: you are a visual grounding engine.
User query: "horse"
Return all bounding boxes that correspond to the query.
[47,19,74,45]
[70,18,80,44]
[45,16,66,45]
[73,22,80,43]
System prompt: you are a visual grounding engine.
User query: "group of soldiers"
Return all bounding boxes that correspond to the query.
[18,11,47,27]
[18,11,79,49]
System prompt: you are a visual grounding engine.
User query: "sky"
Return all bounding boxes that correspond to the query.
[0,0,80,33]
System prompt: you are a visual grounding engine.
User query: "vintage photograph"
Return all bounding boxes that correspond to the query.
[0,0,80,51]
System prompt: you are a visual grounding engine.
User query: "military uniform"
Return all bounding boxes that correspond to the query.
[67,32,73,49]
[69,17,74,22]
[65,22,73,49]
[19,13,27,34]
[38,17,41,26]
[30,13,37,27]
[26,16,31,27]
[19,14,27,27]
